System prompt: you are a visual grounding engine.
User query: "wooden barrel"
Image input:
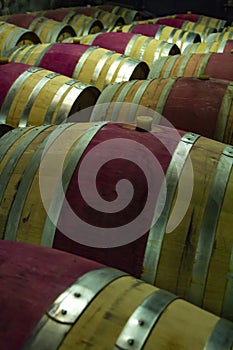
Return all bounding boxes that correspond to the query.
[66,7,125,28]
[95,10,125,29]
[0,21,41,56]
[68,14,103,35]
[175,13,227,31]
[110,23,201,51]
[183,40,233,53]
[7,43,149,91]
[0,62,100,127]
[66,32,180,68]
[96,4,141,23]
[111,5,141,23]
[93,77,233,144]
[142,18,216,39]
[181,21,216,40]
[1,241,232,350]
[0,123,14,138]
[3,14,76,43]
[71,6,102,17]
[148,53,233,81]
[38,9,104,35]
[205,31,233,42]
[28,16,76,43]
[0,121,233,320]
[153,17,188,28]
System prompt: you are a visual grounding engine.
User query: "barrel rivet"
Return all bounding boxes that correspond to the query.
[74,292,81,298]
[128,339,134,346]
[61,309,67,315]
[138,319,144,326]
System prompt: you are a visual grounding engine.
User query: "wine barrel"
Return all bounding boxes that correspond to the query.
[181,21,216,40]
[3,14,76,43]
[183,40,233,53]
[148,53,233,81]
[67,14,103,35]
[153,17,189,28]
[111,5,141,23]
[95,10,125,29]
[205,31,233,42]
[0,123,14,138]
[27,16,76,43]
[142,17,216,40]
[0,62,100,127]
[1,241,232,350]
[92,77,233,144]
[64,32,180,68]
[110,23,201,51]
[0,21,40,56]
[0,121,233,320]
[39,9,104,35]
[7,43,149,91]
[67,7,125,28]
[174,13,227,31]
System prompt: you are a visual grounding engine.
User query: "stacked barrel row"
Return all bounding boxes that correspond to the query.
[0,4,233,350]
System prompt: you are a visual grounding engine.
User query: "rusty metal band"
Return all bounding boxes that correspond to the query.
[43,79,78,125]
[73,45,99,78]
[4,124,74,242]
[41,122,108,247]
[114,289,178,350]
[22,267,127,350]
[214,82,233,142]
[141,132,200,284]
[188,145,233,307]
[204,318,233,350]
[19,72,60,127]
[91,50,114,85]
[0,67,43,124]
[124,34,142,57]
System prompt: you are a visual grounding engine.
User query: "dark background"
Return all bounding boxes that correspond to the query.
[0,0,229,21]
